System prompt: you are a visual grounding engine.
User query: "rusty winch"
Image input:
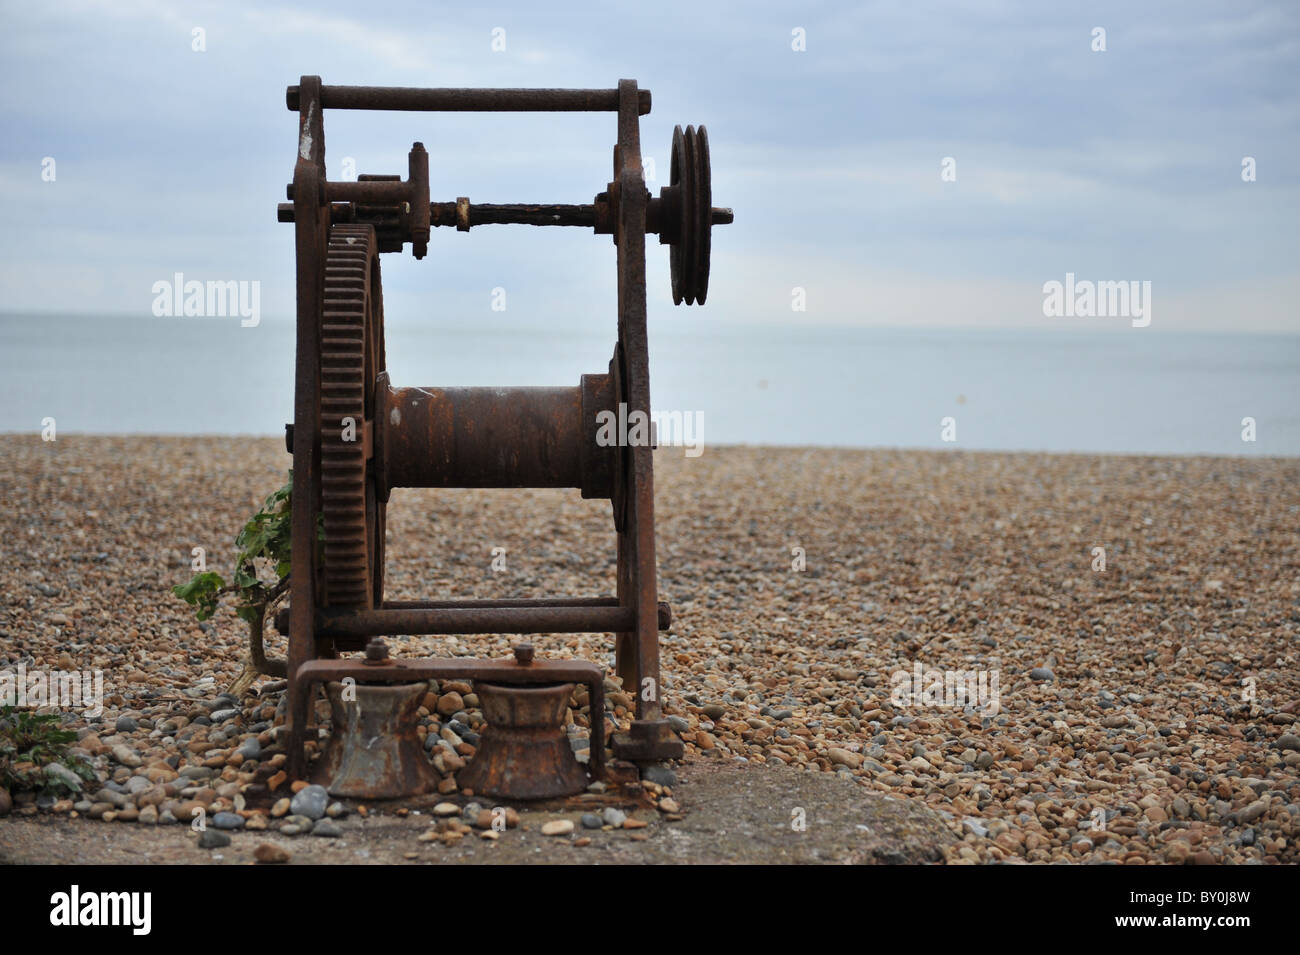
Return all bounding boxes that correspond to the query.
[275,78,731,800]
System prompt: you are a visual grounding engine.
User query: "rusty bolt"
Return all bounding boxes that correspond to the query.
[513,643,535,666]
[363,637,390,665]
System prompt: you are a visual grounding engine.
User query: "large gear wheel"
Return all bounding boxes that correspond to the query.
[319,224,386,612]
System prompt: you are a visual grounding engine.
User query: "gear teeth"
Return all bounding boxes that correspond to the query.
[319,224,374,609]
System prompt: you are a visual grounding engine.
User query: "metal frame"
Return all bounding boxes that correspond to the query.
[280,77,729,785]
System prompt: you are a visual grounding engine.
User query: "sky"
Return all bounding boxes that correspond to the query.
[0,0,1298,333]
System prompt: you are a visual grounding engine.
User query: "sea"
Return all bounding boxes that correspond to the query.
[2,313,1297,457]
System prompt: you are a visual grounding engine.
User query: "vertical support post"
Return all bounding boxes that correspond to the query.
[286,76,327,780]
[611,79,682,761]
[614,527,635,692]
[612,341,637,695]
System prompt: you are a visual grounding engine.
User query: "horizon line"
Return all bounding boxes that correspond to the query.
[2,310,1297,338]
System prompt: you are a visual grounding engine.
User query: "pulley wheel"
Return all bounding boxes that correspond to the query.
[664,124,714,306]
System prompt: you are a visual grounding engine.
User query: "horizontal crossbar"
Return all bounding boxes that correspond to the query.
[311,600,672,639]
[287,85,651,115]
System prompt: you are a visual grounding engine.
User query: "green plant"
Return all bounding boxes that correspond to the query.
[174,479,293,620]
[173,474,305,696]
[0,706,95,794]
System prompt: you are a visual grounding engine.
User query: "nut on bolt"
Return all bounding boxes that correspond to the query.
[363,637,390,665]
[513,643,535,666]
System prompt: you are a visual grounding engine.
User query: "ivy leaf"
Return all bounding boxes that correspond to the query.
[171,472,296,625]
[235,602,262,624]
[233,560,259,590]
[172,571,225,621]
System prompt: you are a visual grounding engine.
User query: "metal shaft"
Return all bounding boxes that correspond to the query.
[318,605,645,638]
[277,198,734,229]
[287,84,652,114]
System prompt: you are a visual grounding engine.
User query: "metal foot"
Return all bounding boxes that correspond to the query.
[312,680,439,799]
[611,718,684,762]
[458,681,589,800]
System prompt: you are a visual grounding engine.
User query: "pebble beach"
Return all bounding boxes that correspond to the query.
[2,435,1298,864]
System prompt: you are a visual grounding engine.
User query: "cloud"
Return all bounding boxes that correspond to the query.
[0,0,1295,333]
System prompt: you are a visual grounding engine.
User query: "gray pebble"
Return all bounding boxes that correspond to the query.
[581,813,603,830]
[212,812,245,830]
[1236,799,1269,824]
[962,817,989,838]
[1030,667,1055,682]
[311,818,342,837]
[601,807,627,827]
[197,829,231,849]
[641,765,677,788]
[290,784,329,820]
[93,787,129,809]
